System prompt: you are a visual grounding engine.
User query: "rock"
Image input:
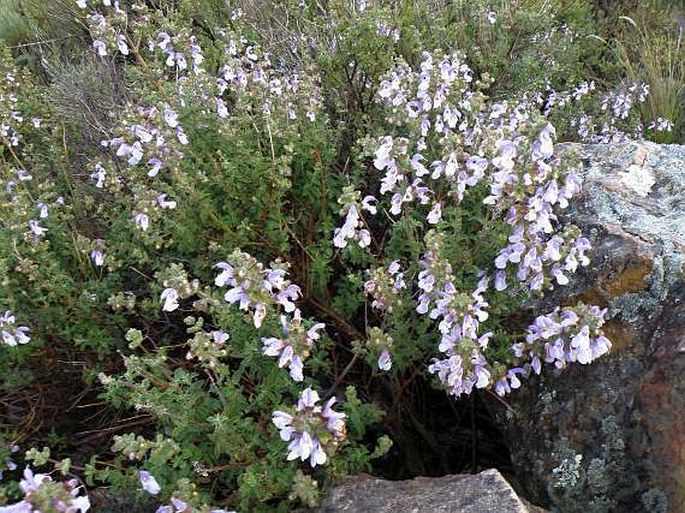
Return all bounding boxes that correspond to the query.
[491,142,685,513]
[318,468,546,512]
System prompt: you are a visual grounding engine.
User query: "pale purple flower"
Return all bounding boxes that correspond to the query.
[571,325,592,364]
[276,284,301,312]
[116,35,129,55]
[28,220,47,237]
[357,229,371,248]
[133,125,153,143]
[212,330,229,345]
[134,213,149,231]
[223,286,250,310]
[17,169,32,181]
[272,387,346,467]
[494,270,507,291]
[532,123,555,160]
[148,157,163,177]
[176,127,188,145]
[156,32,171,51]
[139,471,161,495]
[361,195,378,214]
[37,202,49,219]
[91,250,105,266]
[0,311,15,327]
[163,108,179,128]
[333,205,360,248]
[321,397,346,438]
[0,500,33,512]
[592,334,612,359]
[127,142,144,166]
[378,349,392,371]
[160,287,179,312]
[93,39,107,57]
[253,302,267,328]
[19,468,49,493]
[157,194,177,209]
[427,202,442,224]
[213,262,234,287]
[14,326,31,345]
[91,164,107,187]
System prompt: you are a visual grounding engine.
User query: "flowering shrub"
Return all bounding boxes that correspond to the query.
[0,0,675,510]
[0,468,90,513]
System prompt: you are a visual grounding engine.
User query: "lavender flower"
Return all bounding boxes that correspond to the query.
[1,311,31,347]
[364,262,406,313]
[134,213,149,231]
[215,251,302,328]
[0,468,91,512]
[116,35,129,55]
[93,40,107,57]
[160,287,179,312]
[378,349,392,371]
[139,470,161,495]
[157,194,177,210]
[163,108,179,128]
[28,220,47,237]
[91,250,105,267]
[514,304,611,377]
[262,309,324,381]
[272,387,346,467]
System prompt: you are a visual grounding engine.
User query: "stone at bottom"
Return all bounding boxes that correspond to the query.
[318,468,546,513]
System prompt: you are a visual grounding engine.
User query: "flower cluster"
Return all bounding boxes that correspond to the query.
[212,251,344,467]
[81,1,128,58]
[212,36,322,123]
[333,186,377,249]
[492,198,592,293]
[0,468,90,512]
[365,327,394,371]
[516,304,611,369]
[0,310,30,346]
[103,104,188,178]
[138,470,234,513]
[425,277,494,398]
[215,250,301,328]
[262,309,325,381]
[151,31,205,75]
[491,304,611,396]
[333,49,614,399]
[131,188,178,234]
[157,264,200,313]
[185,328,229,368]
[272,388,347,468]
[155,498,234,513]
[0,63,26,149]
[532,79,674,142]
[363,260,406,313]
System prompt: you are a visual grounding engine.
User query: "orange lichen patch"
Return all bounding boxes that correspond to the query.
[602,262,653,296]
[601,322,637,352]
[567,290,608,309]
